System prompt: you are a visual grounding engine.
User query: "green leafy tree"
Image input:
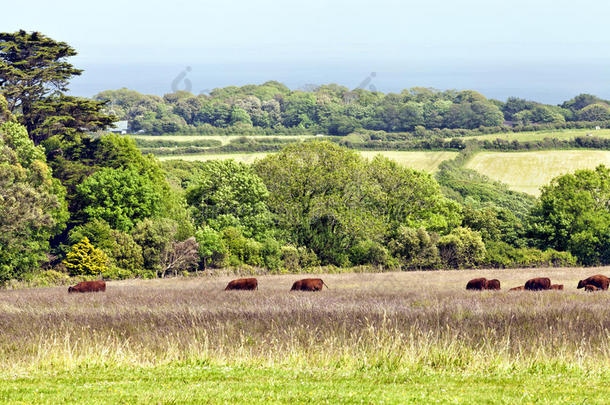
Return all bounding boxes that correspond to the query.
[0,119,67,282]
[254,142,458,266]
[76,167,162,231]
[63,237,109,276]
[194,226,226,269]
[438,227,486,269]
[186,160,271,238]
[528,165,609,265]
[389,226,440,269]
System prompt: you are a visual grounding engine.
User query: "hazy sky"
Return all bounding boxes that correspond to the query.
[4,0,610,102]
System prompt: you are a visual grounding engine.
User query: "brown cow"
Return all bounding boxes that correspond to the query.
[509,286,525,291]
[466,278,487,290]
[290,278,328,291]
[524,277,551,291]
[577,275,609,291]
[550,284,564,290]
[68,280,106,293]
[225,278,258,291]
[584,284,600,292]
[485,279,501,290]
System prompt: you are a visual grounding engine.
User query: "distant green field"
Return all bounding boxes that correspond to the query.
[466,150,610,195]
[130,134,321,145]
[359,151,458,172]
[158,151,458,172]
[157,152,270,164]
[460,128,610,142]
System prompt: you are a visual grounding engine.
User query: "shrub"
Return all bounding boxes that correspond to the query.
[389,226,440,270]
[63,237,109,276]
[30,269,71,287]
[349,240,391,267]
[438,227,486,269]
[280,245,300,271]
[101,265,134,280]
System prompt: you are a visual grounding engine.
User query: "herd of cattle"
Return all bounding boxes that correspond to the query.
[65,275,609,294]
[466,274,609,292]
[66,277,329,293]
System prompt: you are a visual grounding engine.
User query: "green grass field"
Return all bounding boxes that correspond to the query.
[460,128,610,142]
[130,134,321,145]
[1,267,609,404]
[157,152,271,164]
[465,150,610,195]
[159,151,457,172]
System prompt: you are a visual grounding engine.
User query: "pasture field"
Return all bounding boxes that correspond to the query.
[465,150,610,195]
[159,150,458,172]
[1,267,609,404]
[359,150,458,172]
[130,134,321,145]
[157,152,270,164]
[459,127,610,142]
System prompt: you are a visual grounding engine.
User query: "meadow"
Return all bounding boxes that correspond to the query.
[1,267,609,404]
[459,127,610,142]
[465,150,610,195]
[158,150,458,172]
[130,134,322,145]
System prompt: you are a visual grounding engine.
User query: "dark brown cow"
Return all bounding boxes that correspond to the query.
[225,278,258,291]
[290,278,328,291]
[584,284,600,292]
[550,284,564,290]
[509,286,525,291]
[577,275,609,291]
[485,279,501,290]
[68,280,106,293]
[466,278,487,290]
[524,277,551,291]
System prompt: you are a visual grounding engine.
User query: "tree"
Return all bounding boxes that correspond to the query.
[63,237,109,276]
[131,218,179,276]
[528,165,609,265]
[389,226,440,269]
[186,160,271,238]
[577,103,610,121]
[76,167,163,231]
[254,142,458,266]
[195,226,226,269]
[438,227,486,268]
[161,237,199,277]
[0,31,83,138]
[0,119,67,282]
[30,95,115,144]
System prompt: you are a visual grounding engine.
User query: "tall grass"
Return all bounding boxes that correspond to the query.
[1,267,608,375]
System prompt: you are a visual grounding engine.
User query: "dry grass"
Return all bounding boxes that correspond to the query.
[0,267,608,374]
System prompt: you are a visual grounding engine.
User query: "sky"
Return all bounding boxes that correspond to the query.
[3,0,610,103]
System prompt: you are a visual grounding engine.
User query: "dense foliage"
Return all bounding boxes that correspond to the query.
[528,165,609,266]
[94,85,610,136]
[0,30,607,285]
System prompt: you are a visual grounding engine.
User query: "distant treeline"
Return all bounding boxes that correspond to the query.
[95,84,610,135]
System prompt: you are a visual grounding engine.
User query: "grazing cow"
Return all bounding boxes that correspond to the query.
[524,277,551,291]
[577,275,609,291]
[466,278,487,290]
[584,284,600,292]
[290,278,328,291]
[68,280,106,293]
[225,278,258,291]
[550,284,564,290]
[509,286,525,291]
[485,279,501,290]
